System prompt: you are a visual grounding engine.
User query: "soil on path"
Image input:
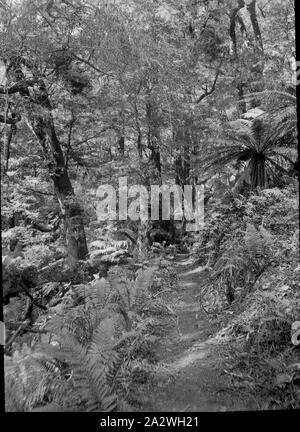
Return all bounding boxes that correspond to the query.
[147,255,257,412]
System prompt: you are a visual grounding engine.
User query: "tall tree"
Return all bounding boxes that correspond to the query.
[0,2,89,261]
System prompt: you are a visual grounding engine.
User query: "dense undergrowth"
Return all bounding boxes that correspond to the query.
[191,181,300,409]
[4,180,299,411]
[1,0,298,412]
[4,247,178,411]
[3,186,180,411]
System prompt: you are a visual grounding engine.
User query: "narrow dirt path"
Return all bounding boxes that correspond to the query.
[147,255,256,412]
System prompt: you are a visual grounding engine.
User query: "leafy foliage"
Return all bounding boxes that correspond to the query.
[5,263,177,411]
[1,0,297,413]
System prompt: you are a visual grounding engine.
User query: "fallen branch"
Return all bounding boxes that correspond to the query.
[23,187,55,197]
[0,79,37,95]
[22,286,47,311]
[5,319,31,351]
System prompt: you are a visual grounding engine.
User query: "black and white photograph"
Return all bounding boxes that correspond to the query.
[1,0,299,416]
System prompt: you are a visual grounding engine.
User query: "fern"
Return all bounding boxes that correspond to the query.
[245,223,265,259]
[132,267,156,310]
[207,222,273,308]
[39,320,125,411]
[5,263,175,412]
[197,93,297,191]
[5,345,57,412]
[243,90,297,147]
[66,339,118,412]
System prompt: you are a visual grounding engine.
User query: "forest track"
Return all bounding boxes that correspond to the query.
[147,254,256,412]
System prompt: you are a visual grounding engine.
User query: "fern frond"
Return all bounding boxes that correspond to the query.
[89,316,119,359]
[133,267,156,309]
[109,275,132,312]
[245,223,264,258]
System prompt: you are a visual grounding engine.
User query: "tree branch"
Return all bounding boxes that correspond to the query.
[70,52,114,77]
[196,62,223,103]
[22,187,55,196]
[73,127,115,147]
[5,319,31,351]
[199,14,212,37]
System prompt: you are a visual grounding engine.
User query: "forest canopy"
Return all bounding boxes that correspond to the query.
[1,0,299,413]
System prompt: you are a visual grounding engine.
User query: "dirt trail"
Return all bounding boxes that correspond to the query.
[148,255,256,412]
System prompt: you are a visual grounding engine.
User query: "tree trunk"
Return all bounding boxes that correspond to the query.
[237,81,247,114]
[30,93,88,261]
[146,99,162,180]
[134,101,143,159]
[229,0,245,57]
[118,135,125,155]
[174,124,191,187]
[5,57,88,261]
[118,104,126,155]
[4,124,16,172]
[247,0,264,53]
[137,131,143,159]
[247,1,264,108]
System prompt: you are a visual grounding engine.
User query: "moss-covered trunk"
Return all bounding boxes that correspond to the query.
[7,57,88,261]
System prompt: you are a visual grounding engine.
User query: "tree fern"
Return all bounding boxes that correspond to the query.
[243,90,297,147]
[197,99,297,190]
